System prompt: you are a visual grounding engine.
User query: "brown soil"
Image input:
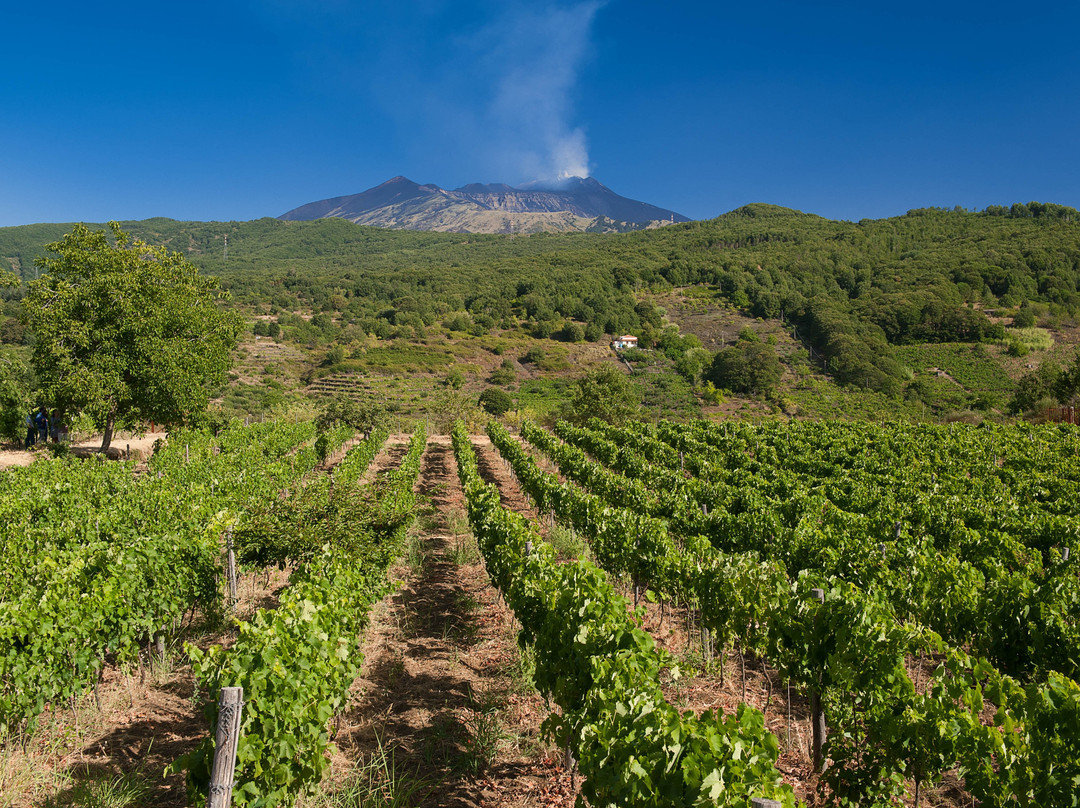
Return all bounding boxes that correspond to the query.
[323,435,577,807]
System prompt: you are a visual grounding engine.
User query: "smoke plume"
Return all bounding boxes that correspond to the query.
[482,1,603,181]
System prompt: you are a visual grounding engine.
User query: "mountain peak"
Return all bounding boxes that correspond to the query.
[280,176,688,233]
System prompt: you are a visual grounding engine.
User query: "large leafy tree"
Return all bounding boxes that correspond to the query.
[706,340,783,396]
[559,364,640,426]
[0,352,29,443]
[23,222,242,449]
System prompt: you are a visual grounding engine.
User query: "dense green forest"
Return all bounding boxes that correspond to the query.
[2,201,1078,422]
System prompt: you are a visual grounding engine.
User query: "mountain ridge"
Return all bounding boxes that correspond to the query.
[279,176,689,234]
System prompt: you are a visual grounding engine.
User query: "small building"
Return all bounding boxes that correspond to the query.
[611,335,638,351]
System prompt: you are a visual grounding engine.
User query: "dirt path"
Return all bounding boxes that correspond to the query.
[0,430,168,470]
[328,435,576,807]
[6,433,579,808]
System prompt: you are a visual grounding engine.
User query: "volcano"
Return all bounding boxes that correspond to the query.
[279,176,689,234]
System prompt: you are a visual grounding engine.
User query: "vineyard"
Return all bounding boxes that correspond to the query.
[1,416,1078,807]
[475,417,1080,806]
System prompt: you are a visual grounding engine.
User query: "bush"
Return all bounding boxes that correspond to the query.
[1009,360,1062,413]
[1007,340,1030,357]
[558,365,640,426]
[706,342,783,396]
[478,387,513,416]
[446,368,466,389]
[559,322,586,343]
[1011,306,1037,329]
[522,347,546,364]
[315,394,385,435]
[489,358,516,385]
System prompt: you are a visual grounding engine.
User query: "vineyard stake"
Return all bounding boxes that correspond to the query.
[94,662,104,711]
[739,646,747,703]
[810,588,827,772]
[751,799,781,808]
[226,528,238,609]
[786,679,791,748]
[208,686,244,808]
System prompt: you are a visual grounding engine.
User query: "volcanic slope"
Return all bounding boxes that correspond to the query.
[278,176,688,234]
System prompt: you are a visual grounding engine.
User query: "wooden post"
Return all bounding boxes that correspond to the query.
[208,686,243,808]
[810,588,826,772]
[226,528,238,608]
[751,800,782,808]
[155,634,166,664]
[1063,547,1070,562]
[524,540,533,557]
[185,444,189,464]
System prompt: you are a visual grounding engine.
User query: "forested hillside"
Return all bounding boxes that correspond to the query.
[2,202,1078,421]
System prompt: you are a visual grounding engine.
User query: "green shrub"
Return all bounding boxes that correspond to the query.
[478,387,513,416]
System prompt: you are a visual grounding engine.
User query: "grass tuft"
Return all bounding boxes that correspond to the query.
[304,734,429,808]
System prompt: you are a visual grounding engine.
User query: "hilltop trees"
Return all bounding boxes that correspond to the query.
[706,337,783,396]
[23,223,241,450]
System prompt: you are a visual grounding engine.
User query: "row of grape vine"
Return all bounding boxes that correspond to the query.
[453,421,798,808]
[488,419,1080,806]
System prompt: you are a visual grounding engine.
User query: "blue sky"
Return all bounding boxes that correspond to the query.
[2,1,1077,226]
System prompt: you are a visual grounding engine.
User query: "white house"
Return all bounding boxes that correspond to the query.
[611,335,639,350]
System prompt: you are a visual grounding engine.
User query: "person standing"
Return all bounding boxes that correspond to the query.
[24,410,35,449]
[34,406,49,444]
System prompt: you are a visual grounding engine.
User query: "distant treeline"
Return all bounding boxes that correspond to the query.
[2,202,1078,394]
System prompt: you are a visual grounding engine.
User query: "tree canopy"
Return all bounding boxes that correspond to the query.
[559,364,640,426]
[2,201,1078,410]
[0,352,29,443]
[478,387,513,416]
[1009,349,1080,414]
[23,223,241,449]
[706,339,784,396]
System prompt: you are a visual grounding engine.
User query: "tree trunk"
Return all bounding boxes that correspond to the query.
[101,405,118,452]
